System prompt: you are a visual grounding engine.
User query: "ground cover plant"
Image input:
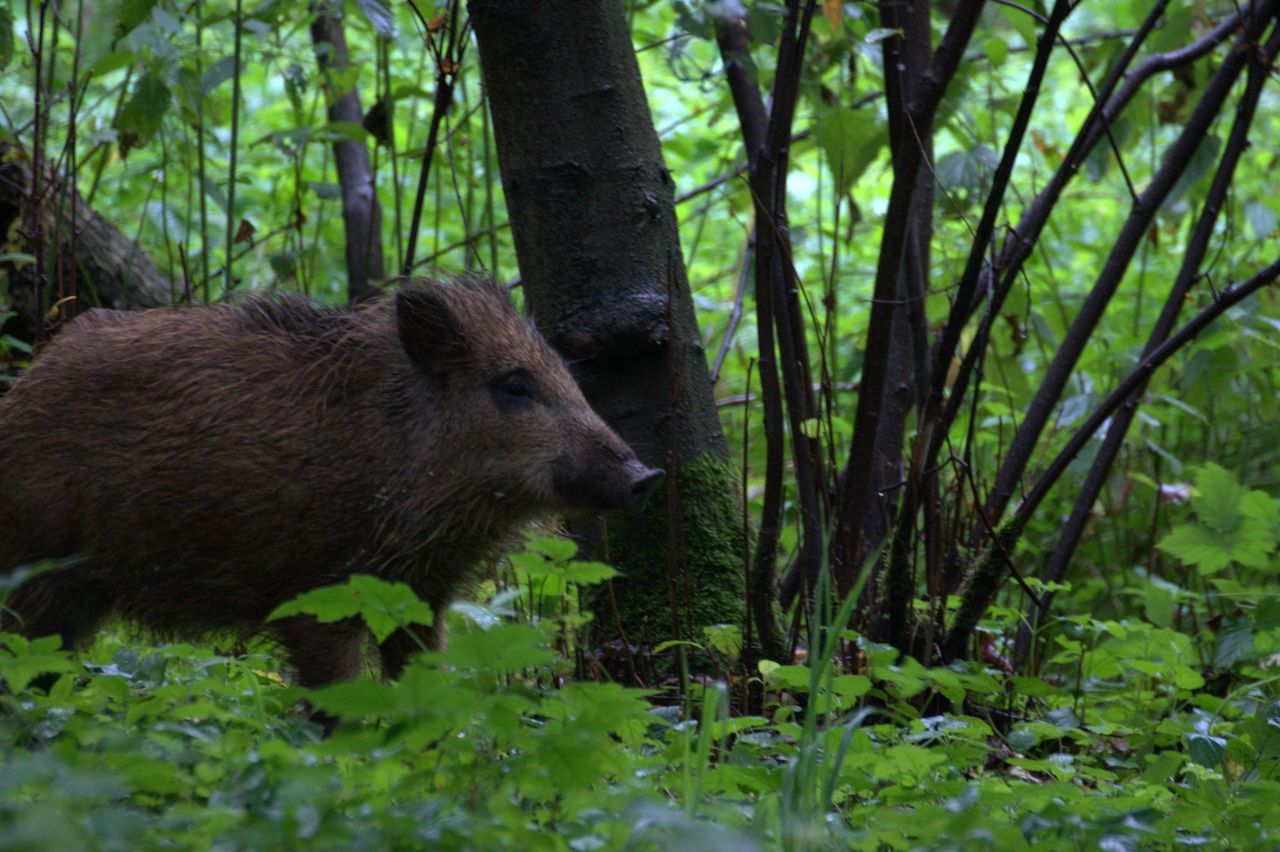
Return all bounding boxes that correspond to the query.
[1,0,1279,848]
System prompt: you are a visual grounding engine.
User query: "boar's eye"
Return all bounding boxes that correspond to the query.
[491,369,538,412]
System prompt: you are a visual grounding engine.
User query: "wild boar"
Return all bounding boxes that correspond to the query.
[0,277,661,687]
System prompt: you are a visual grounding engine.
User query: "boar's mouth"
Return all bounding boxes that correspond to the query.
[551,455,664,513]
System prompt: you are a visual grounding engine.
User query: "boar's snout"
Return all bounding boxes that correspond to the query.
[552,437,664,514]
[624,461,665,512]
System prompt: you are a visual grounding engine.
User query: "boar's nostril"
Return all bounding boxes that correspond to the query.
[627,466,665,510]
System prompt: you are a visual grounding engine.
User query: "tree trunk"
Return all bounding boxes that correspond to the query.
[0,141,172,344]
[310,3,384,302]
[469,0,744,659]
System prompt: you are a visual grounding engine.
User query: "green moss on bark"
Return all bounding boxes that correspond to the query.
[589,453,746,654]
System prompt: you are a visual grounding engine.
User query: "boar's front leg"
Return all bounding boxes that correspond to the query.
[378,616,446,679]
[274,615,367,735]
[273,615,366,687]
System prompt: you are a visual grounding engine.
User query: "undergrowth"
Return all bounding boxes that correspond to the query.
[1,465,1278,850]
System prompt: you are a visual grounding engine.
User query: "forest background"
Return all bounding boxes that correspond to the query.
[0,0,1278,848]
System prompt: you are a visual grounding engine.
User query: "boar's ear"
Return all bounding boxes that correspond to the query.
[396,288,468,374]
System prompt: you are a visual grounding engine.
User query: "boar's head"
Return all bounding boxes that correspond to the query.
[395,279,663,516]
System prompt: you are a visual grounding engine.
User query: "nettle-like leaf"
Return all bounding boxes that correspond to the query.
[509,534,619,586]
[267,574,433,643]
[1192,463,1247,533]
[0,634,79,693]
[445,624,556,674]
[1158,524,1235,574]
[1158,464,1280,575]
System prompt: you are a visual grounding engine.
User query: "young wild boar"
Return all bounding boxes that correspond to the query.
[0,277,661,687]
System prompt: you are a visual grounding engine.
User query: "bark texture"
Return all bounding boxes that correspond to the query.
[469,0,742,654]
[0,142,172,342]
[310,3,385,301]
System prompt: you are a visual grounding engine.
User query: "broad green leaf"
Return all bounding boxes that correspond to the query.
[1162,134,1220,212]
[353,0,396,37]
[1213,622,1255,669]
[267,574,433,643]
[864,27,900,44]
[983,36,1007,68]
[1256,596,1280,631]
[445,624,555,673]
[703,624,743,659]
[561,560,619,585]
[763,663,811,691]
[1186,733,1226,768]
[114,0,158,39]
[831,674,871,702]
[815,106,886,194]
[1157,524,1231,574]
[525,535,578,562]
[1245,201,1278,240]
[308,679,398,718]
[0,634,78,693]
[997,5,1037,49]
[1193,463,1246,534]
[319,120,369,143]
[114,70,171,156]
[201,55,237,96]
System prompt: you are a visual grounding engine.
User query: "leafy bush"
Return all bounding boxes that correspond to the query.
[1,533,1278,849]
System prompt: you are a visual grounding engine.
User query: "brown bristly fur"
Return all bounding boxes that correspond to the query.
[0,277,659,689]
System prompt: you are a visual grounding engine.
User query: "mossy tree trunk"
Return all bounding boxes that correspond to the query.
[469,0,749,662]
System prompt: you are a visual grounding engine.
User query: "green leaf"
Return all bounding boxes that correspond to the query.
[763,663,811,691]
[1163,134,1221,211]
[863,27,900,45]
[982,36,1007,68]
[998,5,1037,49]
[525,535,578,562]
[308,679,397,718]
[1245,201,1278,240]
[318,120,369,143]
[703,624,743,659]
[1255,596,1280,631]
[114,70,171,156]
[445,625,556,673]
[560,560,619,585]
[353,0,396,37]
[1141,750,1185,783]
[1186,733,1226,768]
[0,634,79,693]
[831,674,871,702]
[1157,524,1232,574]
[815,106,886,194]
[201,55,237,96]
[88,50,136,83]
[267,575,433,643]
[308,181,341,200]
[114,0,158,39]
[1193,463,1246,534]
[1213,622,1255,669]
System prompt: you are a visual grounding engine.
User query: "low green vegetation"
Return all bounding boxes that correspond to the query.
[3,476,1278,849]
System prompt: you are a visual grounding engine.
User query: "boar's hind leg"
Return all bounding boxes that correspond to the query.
[274,617,366,736]
[3,565,115,651]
